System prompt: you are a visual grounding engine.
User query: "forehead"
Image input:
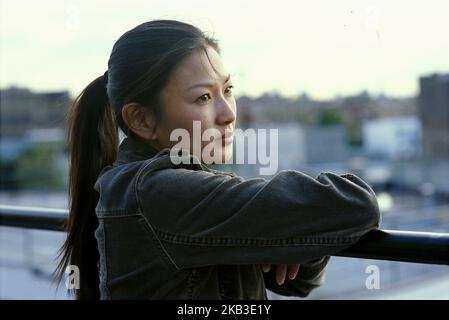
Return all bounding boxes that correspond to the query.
[168,47,227,87]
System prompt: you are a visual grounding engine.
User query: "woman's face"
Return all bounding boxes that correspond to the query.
[152,45,236,163]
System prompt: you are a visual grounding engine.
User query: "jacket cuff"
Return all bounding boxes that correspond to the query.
[263,256,331,298]
[299,255,331,282]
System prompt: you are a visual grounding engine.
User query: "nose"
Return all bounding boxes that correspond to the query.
[215,97,236,127]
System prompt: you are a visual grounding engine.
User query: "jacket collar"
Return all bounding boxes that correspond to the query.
[112,135,236,177]
[114,135,164,165]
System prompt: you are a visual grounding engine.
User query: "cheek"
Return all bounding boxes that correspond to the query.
[162,104,197,130]
[158,100,218,144]
[181,106,215,132]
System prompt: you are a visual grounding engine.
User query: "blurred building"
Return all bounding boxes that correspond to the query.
[362,116,422,160]
[258,122,352,168]
[418,74,449,158]
[301,125,352,164]
[0,128,66,161]
[0,87,70,137]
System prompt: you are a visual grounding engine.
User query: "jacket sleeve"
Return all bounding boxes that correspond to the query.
[263,255,331,298]
[136,160,381,270]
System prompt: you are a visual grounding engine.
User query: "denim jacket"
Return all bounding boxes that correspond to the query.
[93,135,381,299]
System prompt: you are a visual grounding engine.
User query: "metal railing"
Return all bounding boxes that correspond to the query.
[1,204,448,265]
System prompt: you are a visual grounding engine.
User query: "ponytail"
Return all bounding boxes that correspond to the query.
[54,74,118,299]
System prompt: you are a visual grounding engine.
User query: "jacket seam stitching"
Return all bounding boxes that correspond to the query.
[153,227,359,246]
[96,213,141,218]
[101,219,111,298]
[138,212,181,270]
[134,156,182,271]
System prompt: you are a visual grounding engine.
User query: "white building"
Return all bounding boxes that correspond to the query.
[362,116,422,160]
[252,122,352,168]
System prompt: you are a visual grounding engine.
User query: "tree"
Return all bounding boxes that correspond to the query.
[317,108,343,126]
[13,141,67,191]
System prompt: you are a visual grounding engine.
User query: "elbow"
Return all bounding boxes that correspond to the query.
[360,192,382,230]
[348,183,382,235]
[316,172,382,236]
[338,173,382,233]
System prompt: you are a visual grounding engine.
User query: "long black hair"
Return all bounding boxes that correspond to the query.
[54,20,221,299]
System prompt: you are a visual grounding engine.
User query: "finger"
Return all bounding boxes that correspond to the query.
[276,264,288,285]
[287,264,300,280]
[261,264,271,273]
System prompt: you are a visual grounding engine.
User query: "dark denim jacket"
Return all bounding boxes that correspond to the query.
[93,136,381,299]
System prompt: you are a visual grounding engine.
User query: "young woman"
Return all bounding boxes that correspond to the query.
[55,20,381,300]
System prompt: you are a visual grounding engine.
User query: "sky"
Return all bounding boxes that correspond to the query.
[1,0,448,100]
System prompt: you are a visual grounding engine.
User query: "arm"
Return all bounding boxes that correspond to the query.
[136,158,381,270]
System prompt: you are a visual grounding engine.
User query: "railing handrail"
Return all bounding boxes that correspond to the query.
[1,204,448,265]
[0,204,68,231]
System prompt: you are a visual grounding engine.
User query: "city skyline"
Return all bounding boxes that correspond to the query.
[1,0,449,100]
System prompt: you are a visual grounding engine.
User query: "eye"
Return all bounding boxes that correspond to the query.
[225,85,234,95]
[196,93,211,104]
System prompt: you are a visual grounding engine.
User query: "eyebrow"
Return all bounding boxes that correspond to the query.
[186,73,231,92]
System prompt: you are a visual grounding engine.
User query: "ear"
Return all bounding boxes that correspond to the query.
[121,103,158,142]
